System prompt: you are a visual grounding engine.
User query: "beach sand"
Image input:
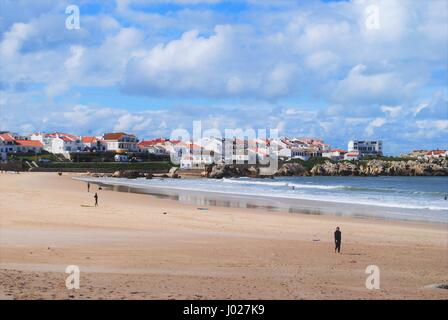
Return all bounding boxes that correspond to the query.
[0,172,447,300]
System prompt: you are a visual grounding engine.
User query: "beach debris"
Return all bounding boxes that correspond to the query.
[163,212,167,215]
[312,239,320,242]
[197,208,209,211]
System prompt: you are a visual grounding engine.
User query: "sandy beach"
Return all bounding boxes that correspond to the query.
[0,172,447,300]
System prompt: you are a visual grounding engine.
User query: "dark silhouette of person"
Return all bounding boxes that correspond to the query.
[94,193,98,207]
[334,227,342,253]
[87,182,90,193]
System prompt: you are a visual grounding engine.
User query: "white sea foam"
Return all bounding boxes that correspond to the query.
[75,176,448,215]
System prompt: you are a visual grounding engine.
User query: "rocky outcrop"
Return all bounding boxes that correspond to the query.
[208,164,244,179]
[168,167,180,178]
[275,163,306,176]
[206,164,263,179]
[121,170,143,179]
[310,158,448,176]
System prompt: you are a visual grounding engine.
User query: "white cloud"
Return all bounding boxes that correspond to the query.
[0,0,447,154]
[381,105,402,118]
[365,117,386,136]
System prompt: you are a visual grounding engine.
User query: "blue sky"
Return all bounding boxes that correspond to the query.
[0,0,447,154]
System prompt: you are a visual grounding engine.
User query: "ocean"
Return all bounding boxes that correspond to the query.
[78,176,448,223]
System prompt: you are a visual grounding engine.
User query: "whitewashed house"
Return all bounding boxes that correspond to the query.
[424,150,448,159]
[348,140,383,157]
[178,142,215,169]
[81,136,106,152]
[322,149,348,161]
[138,139,170,156]
[0,132,17,153]
[269,139,291,158]
[344,151,361,161]
[15,140,44,153]
[290,147,322,161]
[103,133,139,153]
[31,133,82,154]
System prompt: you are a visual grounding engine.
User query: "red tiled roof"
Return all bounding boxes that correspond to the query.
[16,140,43,147]
[45,133,78,142]
[104,132,135,140]
[81,136,97,143]
[427,150,446,155]
[0,133,15,142]
[138,138,166,147]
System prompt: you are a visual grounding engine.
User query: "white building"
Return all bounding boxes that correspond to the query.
[344,151,361,161]
[103,133,139,153]
[424,150,448,159]
[269,139,291,158]
[81,136,107,152]
[31,133,83,154]
[290,147,322,161]
[138,139,171,156]
[348,140,383,157]
[178,142,215,169]
[0,132,17,153]
[15,140,44,153]
[322,149,348,161]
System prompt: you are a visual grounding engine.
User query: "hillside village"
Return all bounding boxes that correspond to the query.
[0,131,447,171]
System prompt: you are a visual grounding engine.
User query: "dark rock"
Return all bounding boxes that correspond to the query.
[275,163,306,176]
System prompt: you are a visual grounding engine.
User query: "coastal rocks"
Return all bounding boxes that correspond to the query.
[309,161,357,176]
[309,158,448,176]
[168,167,180,178]
[207,164,256,179]
[144,173,153,179]
[247,166,259,178]
[359,160,385,176]
[120,170,142,179]
[112,171,122,178]
[203,158,448,178]
[275,163,306,176]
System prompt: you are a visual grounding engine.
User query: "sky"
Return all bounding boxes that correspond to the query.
[0,0,447,154]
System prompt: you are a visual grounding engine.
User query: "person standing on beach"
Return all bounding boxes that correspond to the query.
[87,182,90,193]
[94,193,98,207]
[334,227,342,253]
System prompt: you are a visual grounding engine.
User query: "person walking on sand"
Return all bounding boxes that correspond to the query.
[94,193,98,207]
[87,182,90,193]
[334,227,342,253]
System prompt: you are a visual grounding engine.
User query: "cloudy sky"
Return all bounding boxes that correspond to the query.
[0,0,447,154]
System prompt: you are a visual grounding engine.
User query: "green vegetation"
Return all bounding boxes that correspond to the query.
[8,152,61,162]
[38,161,175,171]
[360,155,417,161]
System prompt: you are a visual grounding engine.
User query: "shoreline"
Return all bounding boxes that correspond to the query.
[76,175,448,224]
[1,172,447,299]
